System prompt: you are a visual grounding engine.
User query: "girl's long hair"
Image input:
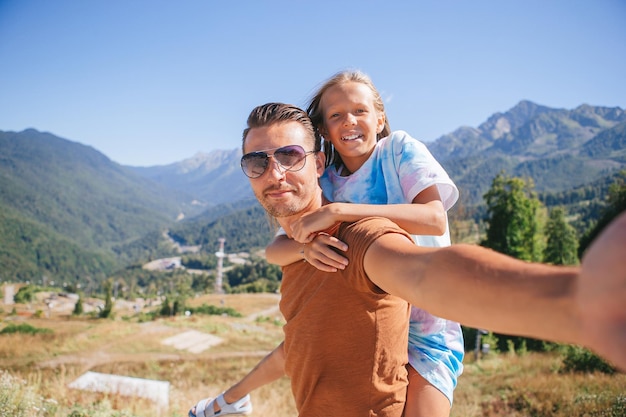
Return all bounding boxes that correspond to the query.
[306,70,391,169]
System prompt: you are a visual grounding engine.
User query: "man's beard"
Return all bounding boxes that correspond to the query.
[258,196,303,218]
[261,201,300,217]
[254,185,307,218]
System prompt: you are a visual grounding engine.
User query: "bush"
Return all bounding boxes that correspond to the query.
[72,295,84,315]
[230,278,280,293]
[189,303,242,317]
[561,345,616,374]
[66,400,138,417]
[13,285,39,303]
[0,371,54,417]
[481,331,500,355]
[0,323,53,335]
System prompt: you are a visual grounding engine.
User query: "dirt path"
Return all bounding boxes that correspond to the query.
[37,300,279,371]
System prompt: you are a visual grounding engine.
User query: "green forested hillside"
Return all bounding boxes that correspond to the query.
[0,130,186,249]
[539,170,626,236]
[0,129,192,282]
[170,199,275,254]
[2,100,625,289]
[0,209,115,283]
[581,121,626,160]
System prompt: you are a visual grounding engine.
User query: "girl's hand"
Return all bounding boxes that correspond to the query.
[302,233,349,272]
[291,204,339,243]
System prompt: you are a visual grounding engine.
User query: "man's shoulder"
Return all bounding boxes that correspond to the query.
[337,217,410,245]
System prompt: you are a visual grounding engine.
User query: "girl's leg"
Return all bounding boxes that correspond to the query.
[404,365,451,417]
[191,343,285,415]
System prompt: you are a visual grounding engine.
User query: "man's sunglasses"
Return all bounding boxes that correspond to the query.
[240,145,316,179]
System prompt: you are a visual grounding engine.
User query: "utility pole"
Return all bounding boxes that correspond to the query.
[474,329,489,361]
[215,238,226,294]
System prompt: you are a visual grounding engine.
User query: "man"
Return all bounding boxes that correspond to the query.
[193,102,626,417]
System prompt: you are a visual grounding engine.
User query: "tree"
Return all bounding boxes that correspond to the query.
[99,282,113,318]
[481,172,545,261]
[544,207,579,265]
[225,258,282,293]
[481,173,550,353]
[160,296,172,317]
[579,173,626,256]
[72,294,84,316]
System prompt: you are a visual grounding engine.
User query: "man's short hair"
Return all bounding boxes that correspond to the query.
[242,103,321,152]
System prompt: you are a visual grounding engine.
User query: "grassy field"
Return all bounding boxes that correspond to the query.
[1,292,624,417]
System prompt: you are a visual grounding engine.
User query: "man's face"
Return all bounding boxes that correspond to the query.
[243,121,324,218]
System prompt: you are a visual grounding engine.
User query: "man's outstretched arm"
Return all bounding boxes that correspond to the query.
[364,211,626,370]
[577,211,626,370]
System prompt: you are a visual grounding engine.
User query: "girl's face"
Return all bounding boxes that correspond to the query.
[319,81,385,174]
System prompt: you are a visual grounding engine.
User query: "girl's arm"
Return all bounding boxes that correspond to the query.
[290,185,447,243]
[265,234,305,266]
[265,233,349,272]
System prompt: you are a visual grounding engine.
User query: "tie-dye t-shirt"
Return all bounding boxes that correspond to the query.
[320,130,458,248]
[320,130,465,405]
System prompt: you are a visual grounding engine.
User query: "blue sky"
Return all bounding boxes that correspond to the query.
[1,0,625,167]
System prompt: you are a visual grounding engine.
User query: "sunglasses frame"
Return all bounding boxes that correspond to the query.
[240,145,316,179]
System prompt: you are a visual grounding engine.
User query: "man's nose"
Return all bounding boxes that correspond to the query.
[267,157,286,179]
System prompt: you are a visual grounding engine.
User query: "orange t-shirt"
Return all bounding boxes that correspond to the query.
[280,217,411,417]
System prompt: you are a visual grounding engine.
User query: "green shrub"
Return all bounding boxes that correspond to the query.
[0,323,53,335]
[72,296,84,315]
[561,345,616,374]
[0,371,53,417]
[189,303,242,317]
[66,400,138,417]
[255,315,284,326]
[13,285,39,303]
[481,331,500,354]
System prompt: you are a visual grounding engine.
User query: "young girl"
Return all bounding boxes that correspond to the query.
[190,70,464,417]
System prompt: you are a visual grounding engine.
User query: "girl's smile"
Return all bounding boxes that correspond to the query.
[320,81,385,173]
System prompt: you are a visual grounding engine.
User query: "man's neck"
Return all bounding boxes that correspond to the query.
[277,192,329,238]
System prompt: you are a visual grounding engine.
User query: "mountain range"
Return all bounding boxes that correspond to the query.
[132,100,626,206]
[427,100,626,203]
[1,100,624,285]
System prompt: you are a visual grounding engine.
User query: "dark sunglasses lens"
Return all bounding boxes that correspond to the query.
[241,153,269,178]
[240,145,309,178]
[274,146,306,168]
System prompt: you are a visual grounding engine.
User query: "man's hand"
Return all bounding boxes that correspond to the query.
[577,211,626,371]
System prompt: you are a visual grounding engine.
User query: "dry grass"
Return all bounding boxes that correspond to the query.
[452,353,626,417]
[2,293,625,417]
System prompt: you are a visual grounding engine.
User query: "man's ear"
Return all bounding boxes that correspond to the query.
[315,151,325,177]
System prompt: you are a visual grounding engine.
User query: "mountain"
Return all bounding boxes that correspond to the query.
[0,129,200,283]
[132,100,626,208]
[129,149,253,207]
[169,198,275,254]
[0,129,193,247]
[2,100,625,285]
[427,101,626,204]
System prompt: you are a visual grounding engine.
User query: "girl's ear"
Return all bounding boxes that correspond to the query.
[376,114,386,134]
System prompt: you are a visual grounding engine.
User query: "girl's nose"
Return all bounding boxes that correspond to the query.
[343,113,357,126]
